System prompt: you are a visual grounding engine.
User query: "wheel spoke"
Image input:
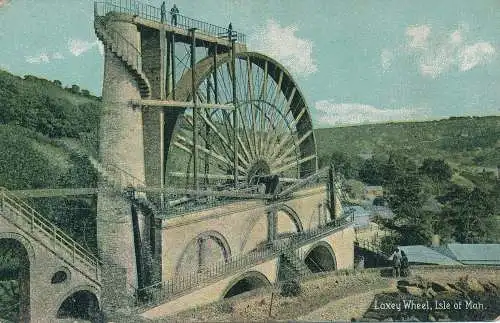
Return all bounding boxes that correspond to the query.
[271,130,313,167]
[274,154,316,174]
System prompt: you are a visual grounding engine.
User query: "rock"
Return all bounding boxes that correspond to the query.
[406,276,428,289]
[437,314,450,322]
[447,283,466,294]
[407,315,420,321]
[480,281,499,294]
[458,276,484,293]
[430,281,449,293]
[428,314,436,322]
[383,318,393,321]
[399,286,424,297]
[425,288,437,298]
[398,280,410,287]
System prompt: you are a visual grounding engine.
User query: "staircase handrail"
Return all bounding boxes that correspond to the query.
[94,14,142,70]
[0,187,101,280]
[100,161,147,189]
[137,217,352,307]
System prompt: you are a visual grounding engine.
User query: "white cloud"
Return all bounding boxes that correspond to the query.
[97,41,104,56]
[458,42,495,71]
[381,49,394,71]
[68,38,101,56]
[315,101,429,126]
[52,52,64,60]
[450,30,463,45]
[0,0,12,8]
[249,19,318,77]
[384,24,496,78]
[25,52,50,64]
[406,25,431,49]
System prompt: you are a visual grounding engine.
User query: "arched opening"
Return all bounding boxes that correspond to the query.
[176,231,231,274]
[304,243,336,273]
[0,238,30,323]
[223,272,271,299]
[276,205,303,239]
[51,270,68,284]
[56,290,99,320]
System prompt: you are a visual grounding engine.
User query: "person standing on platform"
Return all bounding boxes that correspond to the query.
[160,1,166,23]
[228,22,233,41]
[171,4,179,26]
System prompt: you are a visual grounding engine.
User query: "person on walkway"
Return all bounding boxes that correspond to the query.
[160,1,166,23]
[171,4,179,26]
[228,22,233,41]
[401,250,410,277]
[390,248,402,278]
[357,256,365,270]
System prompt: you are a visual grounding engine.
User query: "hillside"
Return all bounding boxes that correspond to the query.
[0,70,100,251]
[314,116,500,169]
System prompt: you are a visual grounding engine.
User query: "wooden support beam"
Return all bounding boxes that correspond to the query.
[130,100,234,110]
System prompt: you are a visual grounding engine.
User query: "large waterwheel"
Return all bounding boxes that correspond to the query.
[164,52,318,188]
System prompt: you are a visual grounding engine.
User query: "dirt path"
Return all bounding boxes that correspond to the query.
[298,286,395,321]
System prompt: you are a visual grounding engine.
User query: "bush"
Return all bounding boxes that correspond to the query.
[280,279,301,297]
[216,302,234,314]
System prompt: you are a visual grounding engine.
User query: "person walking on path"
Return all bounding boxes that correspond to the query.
[390,248,402,278]
[160,1,166,23]
[171,4,179,26]
[401,250,410,277]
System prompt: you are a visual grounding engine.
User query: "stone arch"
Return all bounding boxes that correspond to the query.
[304,241,337,272]
[222,271,272,299]
[0,233,33,322]
[175,230,232,275]
[54,285,100,320]
[276,205,303,234]
[0,232,35,264]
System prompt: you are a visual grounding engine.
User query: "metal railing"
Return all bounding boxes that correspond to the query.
[0,187,101,283]
[94,0,247,43]
[136,217,352,308]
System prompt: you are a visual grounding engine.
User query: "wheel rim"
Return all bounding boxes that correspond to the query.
[165,52,317,188]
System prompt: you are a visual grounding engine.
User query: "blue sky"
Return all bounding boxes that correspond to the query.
[1,0,499,127]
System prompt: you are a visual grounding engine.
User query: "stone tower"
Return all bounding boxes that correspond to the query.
[96,13,147,312]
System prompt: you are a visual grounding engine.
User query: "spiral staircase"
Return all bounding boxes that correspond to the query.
[94,15,151,99]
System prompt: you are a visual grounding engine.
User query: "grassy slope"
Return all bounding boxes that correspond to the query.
[314,116,500,168]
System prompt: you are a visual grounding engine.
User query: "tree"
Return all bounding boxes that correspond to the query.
[70,84,80,94]
[441,186,498,243]
[328,151,360,178]
[419,158,452,182]
[359,158,385,185]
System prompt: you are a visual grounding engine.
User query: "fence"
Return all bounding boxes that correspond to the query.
[94,0,247,43]
[0,188,101,283]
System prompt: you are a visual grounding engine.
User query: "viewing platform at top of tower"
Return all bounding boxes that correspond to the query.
[94,0,247,52]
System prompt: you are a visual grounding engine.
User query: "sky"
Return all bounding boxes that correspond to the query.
[1,0,499,128]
